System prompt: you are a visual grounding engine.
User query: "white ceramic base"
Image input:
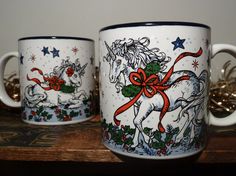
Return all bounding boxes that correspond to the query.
[22,115,95,125]
[103,142,204,160]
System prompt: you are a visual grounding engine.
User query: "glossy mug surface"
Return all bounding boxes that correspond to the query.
[0,36,95,125]
[99,22,236,159]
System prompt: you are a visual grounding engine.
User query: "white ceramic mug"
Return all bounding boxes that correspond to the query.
[0,36,95,125]
[99,22,236,159]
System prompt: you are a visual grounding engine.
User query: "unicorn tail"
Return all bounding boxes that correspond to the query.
[176,70,208,122]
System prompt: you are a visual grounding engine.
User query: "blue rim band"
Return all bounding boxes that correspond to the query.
[18,36,94,42]
[100,21,210,32]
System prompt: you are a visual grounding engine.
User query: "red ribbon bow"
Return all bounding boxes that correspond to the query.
[129,69,170,98]
[27,68,65,91]
[113,48,203,133]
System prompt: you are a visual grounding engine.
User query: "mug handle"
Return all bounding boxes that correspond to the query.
[0,52,21,107]
[209,44,236,126]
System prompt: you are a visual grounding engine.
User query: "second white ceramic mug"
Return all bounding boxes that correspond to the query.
[0,36,95,125]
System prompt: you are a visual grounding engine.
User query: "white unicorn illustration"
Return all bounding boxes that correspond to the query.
[104,37,208,148]
[24,58,88,109]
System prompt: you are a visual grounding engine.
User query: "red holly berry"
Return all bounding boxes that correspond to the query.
[63,115,72,121]
[31,111,37,116]
[161,148,167,155]
[66,67,74,77]
[54,108,61,114]
[122,134,126,142]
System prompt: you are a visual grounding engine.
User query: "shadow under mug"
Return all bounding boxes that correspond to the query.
[0,36,95,125]
[99,21,236,159]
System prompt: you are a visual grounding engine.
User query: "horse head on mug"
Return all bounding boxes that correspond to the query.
[104,39,128,83]
[104,37,171,86]
[25,58,88,108]
[53,58,88,87]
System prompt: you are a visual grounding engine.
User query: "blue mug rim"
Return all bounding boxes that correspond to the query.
[100,21,210,32]
[18,36,94,42]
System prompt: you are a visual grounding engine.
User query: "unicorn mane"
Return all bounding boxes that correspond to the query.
[53,58,72,77]
[107,37,171,71]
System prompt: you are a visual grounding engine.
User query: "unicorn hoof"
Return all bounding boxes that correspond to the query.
[128,146,136,152]
[189,138,195,146]
[130,144,138,148]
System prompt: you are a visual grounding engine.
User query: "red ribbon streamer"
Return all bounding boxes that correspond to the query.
[27,68,65,91]
[113,48,203,133]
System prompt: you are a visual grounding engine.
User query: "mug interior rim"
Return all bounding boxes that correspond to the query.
[18,36,94,42]
[100,21,210,32]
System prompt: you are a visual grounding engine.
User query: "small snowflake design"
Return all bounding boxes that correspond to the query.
[192,59,199,71]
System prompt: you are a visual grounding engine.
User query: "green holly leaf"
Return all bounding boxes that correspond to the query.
[101,119,108,129]
[151,141,162,149]
[143,127,152,135]
[165,133,173,143]
[57,114,64,120]
[60,84,75,93]
[61,110,67,115]
[28,115,33,120]
[151,140,165,149]
[144,61,161,77]
[83,98,90,105]
[159,141,166,149]
[121,84,141,97]
[47,114,53,120]
[70,111,79,117]
[153,130,162,141]
[124,125,135,135]
[36,106,44,115]
[114,130,123,145]
[115,140,123,145]
[172,127,180,135]
[166,124,173,133]
[41,111,48,117]
[108,123,113,132]
[124,137,133,145]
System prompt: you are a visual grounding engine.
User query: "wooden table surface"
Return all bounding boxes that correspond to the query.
[0,112,235,163]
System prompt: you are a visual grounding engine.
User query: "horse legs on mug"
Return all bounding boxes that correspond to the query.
[174,104,202,145]
[175,107,196,144]
[174,113,190,144]
[131,102,154,148]
[58,90,88,108]
[189,105,203,144]
[189,121,195,144]
[130,105,139,148]
[131,128,142,148]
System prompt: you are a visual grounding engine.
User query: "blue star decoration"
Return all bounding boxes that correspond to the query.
[171,37,185,50]
[20,54,24,64]
[41,46,50,56]
[50,47,60,58]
